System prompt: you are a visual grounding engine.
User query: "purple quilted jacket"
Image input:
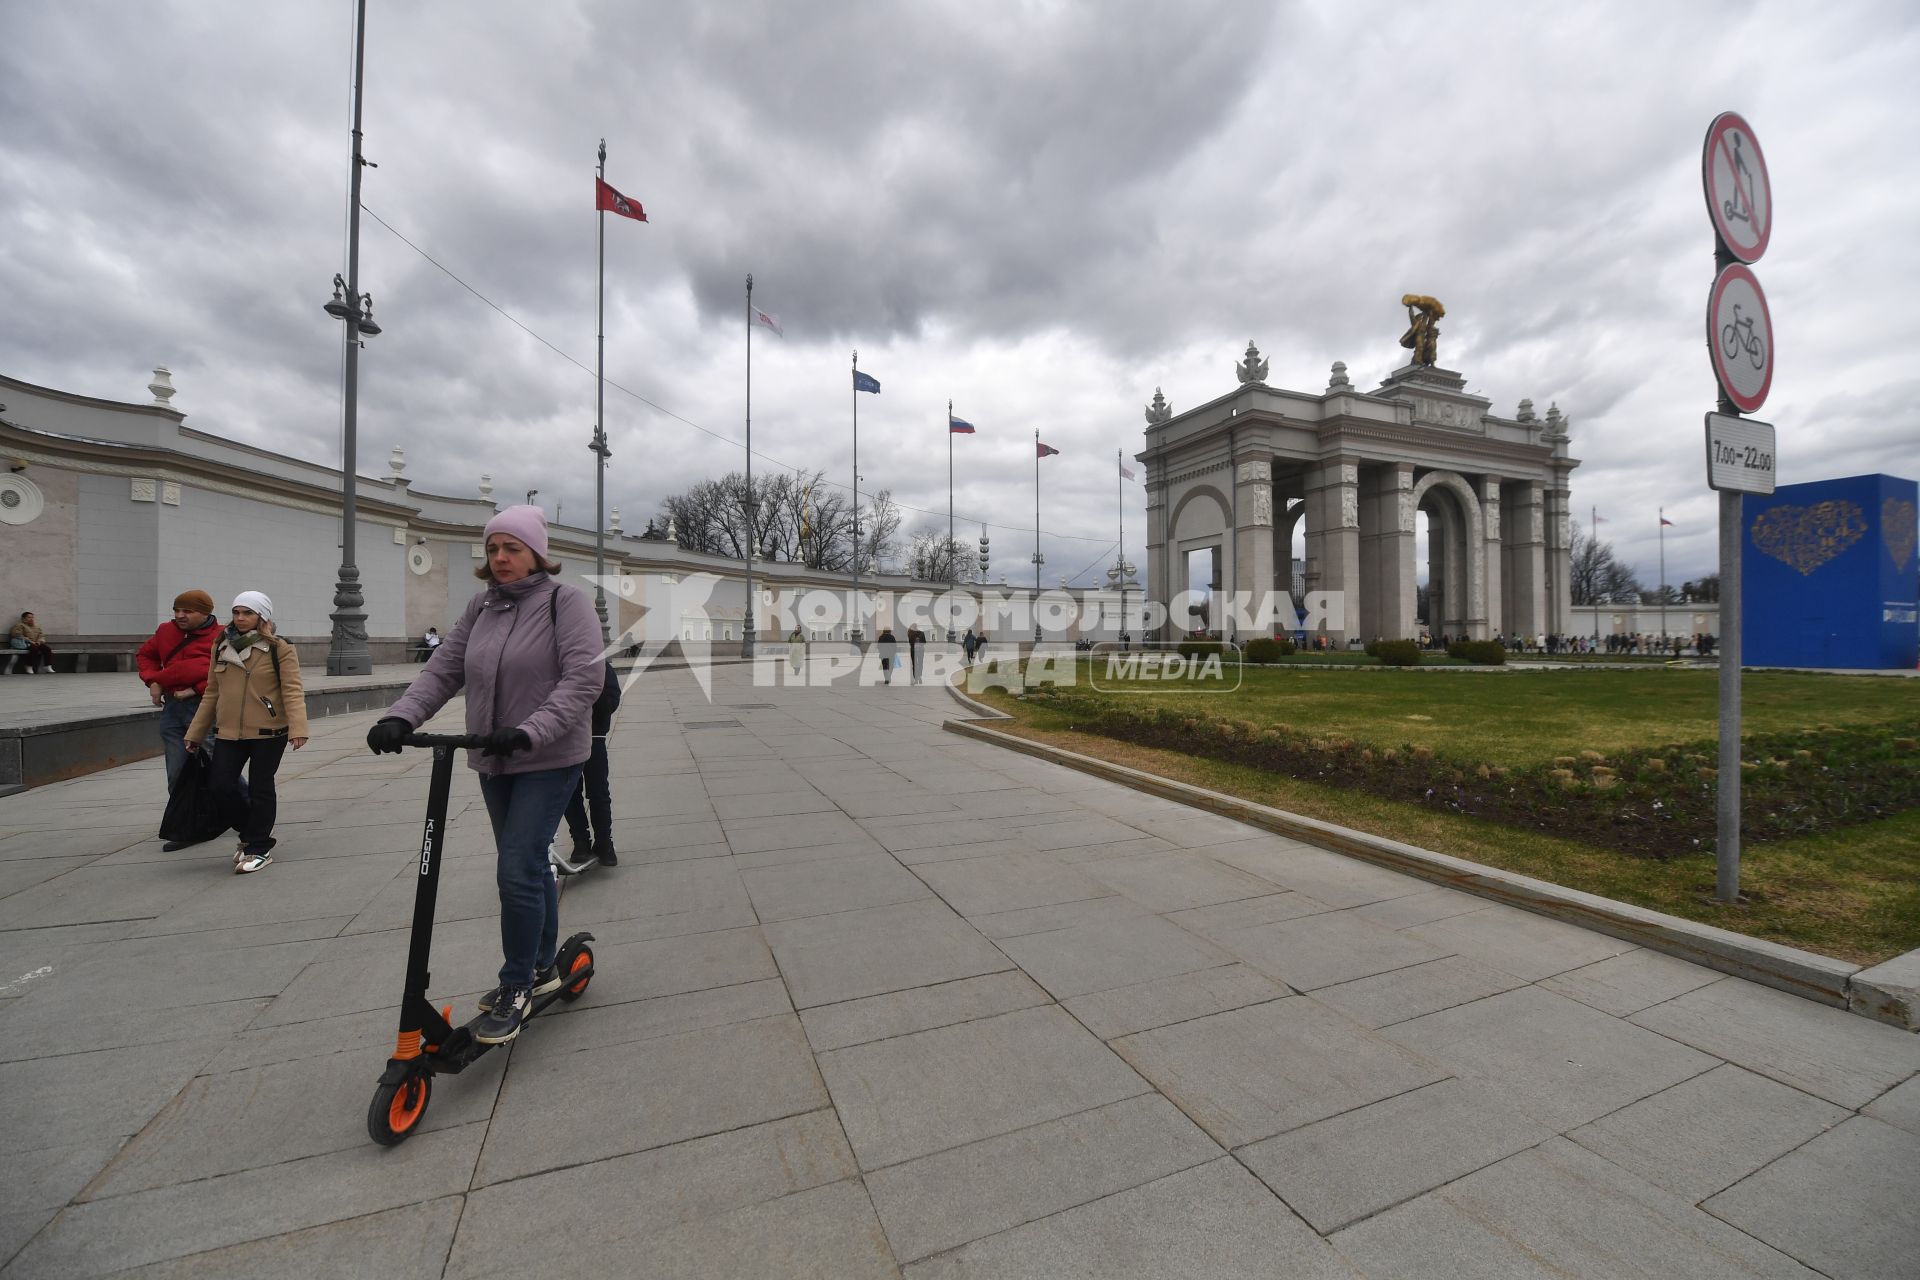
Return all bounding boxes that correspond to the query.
[385,572,605,775]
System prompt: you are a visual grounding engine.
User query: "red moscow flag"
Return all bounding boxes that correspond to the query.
[1037,442,1060,458]
[595,176,647,222]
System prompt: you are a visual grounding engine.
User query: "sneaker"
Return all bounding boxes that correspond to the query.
[479,965,559,1010]
[596,847,619,868]
[473,985,532,1044]
[235,851,273,874]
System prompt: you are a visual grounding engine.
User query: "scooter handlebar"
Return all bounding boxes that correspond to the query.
[399,732,493,749]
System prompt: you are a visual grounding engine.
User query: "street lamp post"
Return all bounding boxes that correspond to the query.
[323,0,381,677]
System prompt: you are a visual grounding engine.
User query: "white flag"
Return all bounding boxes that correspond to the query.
[752,306,783,337]
[1119,461,1136,481]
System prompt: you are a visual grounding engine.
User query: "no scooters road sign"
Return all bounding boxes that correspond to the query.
[1703,111,1772,263]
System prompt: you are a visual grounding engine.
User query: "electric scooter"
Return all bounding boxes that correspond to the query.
[365,732,596,1146]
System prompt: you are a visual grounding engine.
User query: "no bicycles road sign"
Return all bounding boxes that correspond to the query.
[1703,111,1772,263]
[1708,262,1773,414]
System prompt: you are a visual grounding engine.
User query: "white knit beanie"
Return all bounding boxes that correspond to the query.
[231,590,274,622]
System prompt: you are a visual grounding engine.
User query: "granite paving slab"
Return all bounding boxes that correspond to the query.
[447,1111,858,1279]
[1541,946,1727,1016]
[1567,1063,1850,1202]
[1329,1137,1818,1279]
[1162,890,1332,938]
[1703,1116,1920,1280]
[1240,1077,1554,1233]
[1206,838,1423,908]
[474,1014,829,1185]
[1062,962,1290,1041]
[84,1040,506,1199]
[1861,1073,1920,1136]
[764,898,1013,1009]
[914,852,1113,917]
[1081,849,1281,912]
[521,977,794,1058]
[997,910,1232,1000]
[1383,986,1720,1131]
[1629,976,1920,1109]
[1112,997,1445,1148]
[100,1197,463,1280]
[865,1094,1222,1263]
[0,1039,213,1158]
[1307,954,1529,1029]
[5,1122,485,1277]
[1402,901,1640,982]
[818,1004,1148,1170]
[966,892,1153,941]
[1217,909,1450,992]
[739,851,932,922]
[904,1158,1355,1280]
[799,970,1053,1053]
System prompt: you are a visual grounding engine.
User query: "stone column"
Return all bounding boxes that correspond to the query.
[1545,485,1573,637]
[1480,477,1504,638]
[1361,464,1416,640]
[1306,458,1361,645]
[1505,482,1547,639]
[1145,480,1169,641]
[1232,455,1275,637]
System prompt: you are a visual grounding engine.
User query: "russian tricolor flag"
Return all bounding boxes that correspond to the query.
[949,415,976,434]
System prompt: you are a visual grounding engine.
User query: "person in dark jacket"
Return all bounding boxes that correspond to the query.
[137,589,221,796]
[367,505,603,1046]
[559,660,622,871]
[907,625,926,684]
[876,627,897,685]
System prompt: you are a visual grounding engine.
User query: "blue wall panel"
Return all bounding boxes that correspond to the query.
[1741,473,1918,670]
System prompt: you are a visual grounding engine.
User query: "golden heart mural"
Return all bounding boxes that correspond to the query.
[1750,500,1866,576]
[1885,498,1916,573]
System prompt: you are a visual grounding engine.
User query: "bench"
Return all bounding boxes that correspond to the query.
[2,647,138,675]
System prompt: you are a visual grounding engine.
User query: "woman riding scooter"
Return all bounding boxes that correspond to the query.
[366,505,603,1045]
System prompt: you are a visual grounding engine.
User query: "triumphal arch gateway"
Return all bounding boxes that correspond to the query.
[1138,305,1579,645]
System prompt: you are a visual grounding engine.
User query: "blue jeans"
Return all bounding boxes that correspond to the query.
[159,696,198,790]
[478,764,583,989]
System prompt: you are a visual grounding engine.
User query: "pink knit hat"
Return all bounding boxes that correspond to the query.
[483,504,549,561]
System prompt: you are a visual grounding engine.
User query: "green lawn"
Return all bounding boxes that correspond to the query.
[975,663,1920,963]
[1026,661,1919,768]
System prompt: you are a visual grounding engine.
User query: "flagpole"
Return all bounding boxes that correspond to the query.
[1659,507,1668,646]
[948,400,956,642]
[741,274,756,659]
[1033,429,1042,644]
[1118,448,1126,647]
[590,139,610,643]
[851,350,862,645]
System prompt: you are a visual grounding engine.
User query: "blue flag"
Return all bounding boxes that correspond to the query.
[853,370,881,394]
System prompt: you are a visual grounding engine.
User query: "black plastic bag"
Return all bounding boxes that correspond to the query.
[158,748,230,846]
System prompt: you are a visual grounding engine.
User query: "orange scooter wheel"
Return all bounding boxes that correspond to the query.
[560,945,594,1002]
[368,1074,432,1147]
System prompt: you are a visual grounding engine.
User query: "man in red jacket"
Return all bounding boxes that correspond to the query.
[137,590,222,810]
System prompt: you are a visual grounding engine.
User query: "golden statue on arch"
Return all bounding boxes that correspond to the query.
[1399,294,1444,366]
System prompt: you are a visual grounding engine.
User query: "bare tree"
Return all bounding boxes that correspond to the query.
[1569,523,1643,605]
[904,528,972,582]
[658,471,899,572]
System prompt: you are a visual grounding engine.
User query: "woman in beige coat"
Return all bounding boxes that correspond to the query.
[185,591,309,873]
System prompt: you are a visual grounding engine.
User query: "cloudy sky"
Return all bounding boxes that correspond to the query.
[3,0,1915,588]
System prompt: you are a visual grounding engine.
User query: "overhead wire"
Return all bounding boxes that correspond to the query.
[360,205,1117,544]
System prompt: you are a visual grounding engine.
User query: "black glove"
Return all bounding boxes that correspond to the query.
[480,728,532,757]
[366,717,411,754]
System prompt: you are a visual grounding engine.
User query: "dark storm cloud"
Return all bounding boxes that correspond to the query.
[2,0,1917,588]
